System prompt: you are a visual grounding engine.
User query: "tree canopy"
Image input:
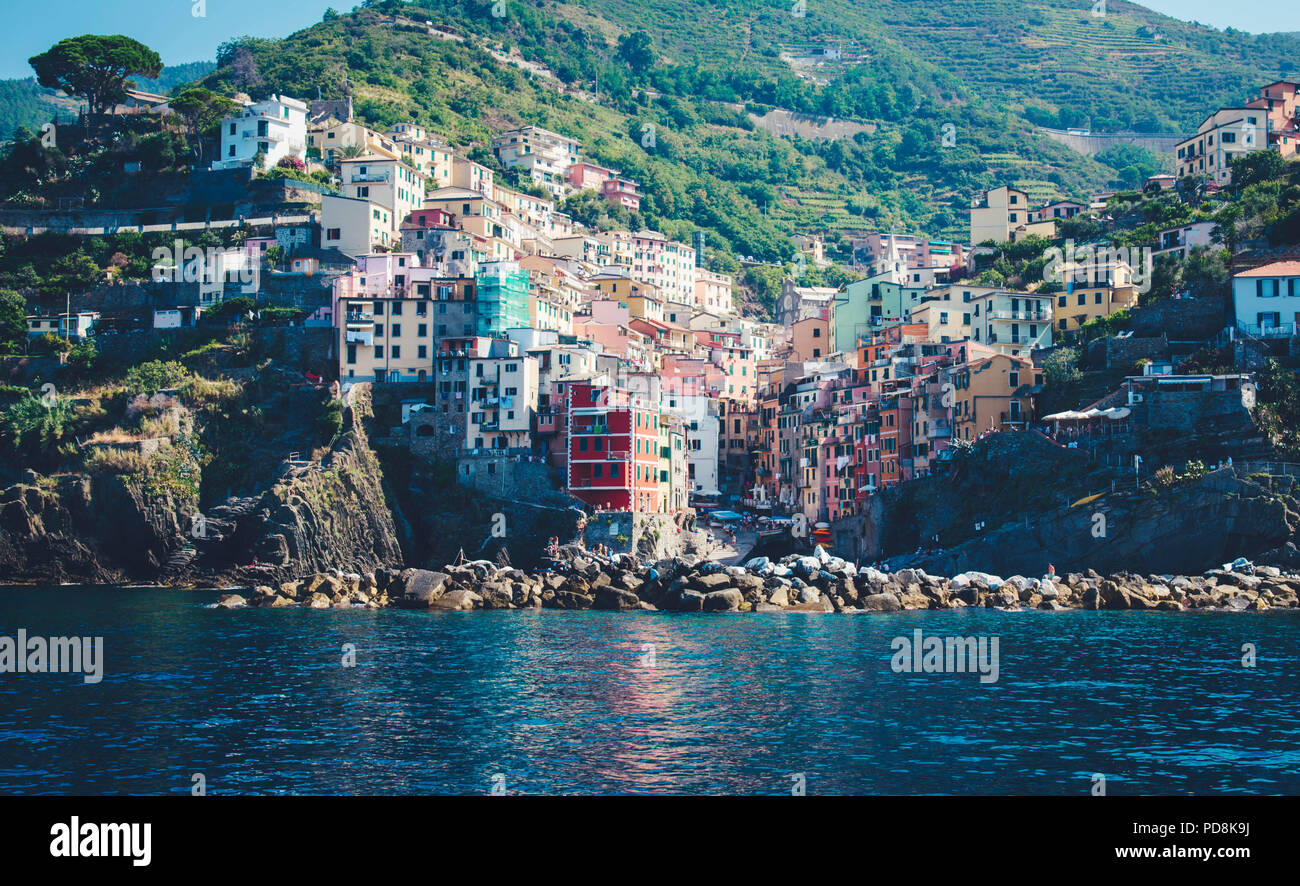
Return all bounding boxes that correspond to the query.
[29,35,162,115]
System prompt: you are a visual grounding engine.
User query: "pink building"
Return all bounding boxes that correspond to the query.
[568,161,613,191]
[602,177,641,211]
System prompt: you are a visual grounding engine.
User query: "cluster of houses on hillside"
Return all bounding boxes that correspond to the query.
[27,81,1300,524]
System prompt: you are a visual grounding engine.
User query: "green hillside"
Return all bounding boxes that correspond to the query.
[165,0,1300,260]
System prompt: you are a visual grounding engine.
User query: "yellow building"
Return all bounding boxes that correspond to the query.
[951,353,1040,440]
[1050,261,1138,333]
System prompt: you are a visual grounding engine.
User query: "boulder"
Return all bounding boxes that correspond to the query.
[392,569,451,608]
[215,594,247,609]
[702,588,743,612]
[690,572,734,592]
[422,588,473,610]
[550,590,595,610]
[593,585,642,611]
[860,592,902,612]
[665,588,706,612]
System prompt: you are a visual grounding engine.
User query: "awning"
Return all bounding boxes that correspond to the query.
[712,510,743,521]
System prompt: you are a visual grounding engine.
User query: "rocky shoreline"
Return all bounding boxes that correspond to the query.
[213,547,1300,613]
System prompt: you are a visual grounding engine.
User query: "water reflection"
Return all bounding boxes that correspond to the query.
[1,589,1298,795]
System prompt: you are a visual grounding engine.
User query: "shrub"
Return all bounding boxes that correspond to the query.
[1,393,74,459]
[125,360,190,395]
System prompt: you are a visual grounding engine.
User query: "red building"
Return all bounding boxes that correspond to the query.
[567,383,662,512]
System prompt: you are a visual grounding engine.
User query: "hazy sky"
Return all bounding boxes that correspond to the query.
[2,1,1299,79]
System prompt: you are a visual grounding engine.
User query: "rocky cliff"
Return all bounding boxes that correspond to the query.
[825,434,1300,577]
[184,384,403,583]
[0,471,187,584]
[890,468,1297,577]
[0,385,404,585]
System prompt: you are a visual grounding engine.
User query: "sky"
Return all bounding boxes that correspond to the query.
[1,0,1299,79]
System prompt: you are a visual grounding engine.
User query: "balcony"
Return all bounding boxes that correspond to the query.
[351,172,391,183]
[569,479,628,490]
[346,311,373,325]
[990,310,1050,322]
[345,330,374,345]
[1238,321,1297,338]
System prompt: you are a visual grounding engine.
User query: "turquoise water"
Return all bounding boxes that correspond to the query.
[1,587,1299,795]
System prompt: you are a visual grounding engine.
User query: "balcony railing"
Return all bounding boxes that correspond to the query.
[989,310,1050,321]
[1238,321,1297,338]
[351,172,391,183]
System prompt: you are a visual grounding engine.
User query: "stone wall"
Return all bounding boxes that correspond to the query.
[1089,334,1169,371]
[1129,296,1227,341]
[92,326,334,374]
[457,455,559,500]
[1140,389,1253,434]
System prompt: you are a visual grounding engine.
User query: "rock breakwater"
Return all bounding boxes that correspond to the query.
[215,547,1300,613]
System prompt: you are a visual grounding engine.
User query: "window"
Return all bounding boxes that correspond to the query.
[391,346,401,359]
[391,324,401,337]
[374,346,384,359]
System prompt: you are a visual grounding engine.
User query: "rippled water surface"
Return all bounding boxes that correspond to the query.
[2,587,1299,795]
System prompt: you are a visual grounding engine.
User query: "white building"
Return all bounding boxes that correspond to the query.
[339,154,425,247]
[694,267,734,316]
[212,95,307,170]
[322,193,393,257]
[970,186,1029,246]
[662,390,720,497]
[466,354,539,451]
[491,125,581,199]
[1233,261,1300,337]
